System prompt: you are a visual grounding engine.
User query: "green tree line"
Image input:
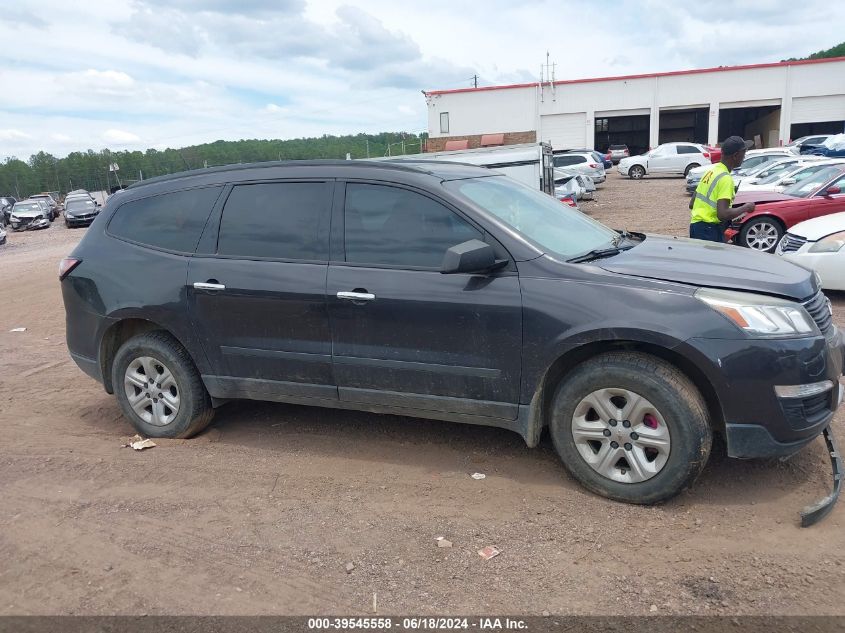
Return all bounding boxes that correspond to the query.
[0,131,428,199]
[783,40,845,61]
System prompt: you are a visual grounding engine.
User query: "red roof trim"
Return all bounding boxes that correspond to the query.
[425,56,845,96]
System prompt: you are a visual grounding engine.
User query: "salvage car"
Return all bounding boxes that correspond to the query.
[29,193,59,220]
[618,142,711,179]
[8,200,51,231]
[608,144,629,164]
[553,152,606,183]
[737,160,842,194]
[0,223,6,246]
[787,134,833,155]
[61,161,844,512]
[777,212,845,291]
[64,197,100,227]
[726,165,845,252]
[686,149,793,194]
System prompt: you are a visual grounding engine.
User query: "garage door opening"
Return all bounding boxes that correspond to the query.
[718,105,781,147]
[790,120,845,141]
[658,108,708,145]
[594,114,649,156]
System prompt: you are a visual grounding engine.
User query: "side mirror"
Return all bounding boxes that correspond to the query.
[441,239,506,275]
[824,185,841,196]
[780,177,796,186]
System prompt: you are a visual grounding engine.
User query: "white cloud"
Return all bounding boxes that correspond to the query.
[102,129,141,143]
[0,0,843,159]
[0,129,32,141]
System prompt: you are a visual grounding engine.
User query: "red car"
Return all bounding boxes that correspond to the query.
[724,165,845,252]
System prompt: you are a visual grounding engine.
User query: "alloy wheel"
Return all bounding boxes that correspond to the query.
[745,222,779,251]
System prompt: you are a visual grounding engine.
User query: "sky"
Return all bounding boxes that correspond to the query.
[1,0,843,160]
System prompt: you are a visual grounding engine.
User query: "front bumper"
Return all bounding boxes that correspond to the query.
[780,246,845,292]
[686,179,700,193]
[616,165,630,176]
[65,214,97,227]
[10,217,49,230]
[687,327,845,459]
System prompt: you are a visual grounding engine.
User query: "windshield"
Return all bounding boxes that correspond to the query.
[444,176,620,260]
[781,166,843,197]
[755,162,801,183]
[13,203,41,212]
[67,199,95,209]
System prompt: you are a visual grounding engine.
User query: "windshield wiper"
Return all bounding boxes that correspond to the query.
[568,246,627,263]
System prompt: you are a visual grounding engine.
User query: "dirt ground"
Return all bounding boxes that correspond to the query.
[1,173,844,616]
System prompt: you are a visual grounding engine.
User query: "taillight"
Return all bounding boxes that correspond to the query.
[624,149,630,155]
[558,197,576,207]
[588,163,598,168]
[703,152,710,159]
[59,257,81,280]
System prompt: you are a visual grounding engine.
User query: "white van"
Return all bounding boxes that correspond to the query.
[374,143,555,194]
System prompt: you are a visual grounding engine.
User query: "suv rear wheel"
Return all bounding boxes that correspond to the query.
[112,331,214,438]
[549,352,712,504]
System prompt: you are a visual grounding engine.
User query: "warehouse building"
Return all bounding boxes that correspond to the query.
[424,57,845,155]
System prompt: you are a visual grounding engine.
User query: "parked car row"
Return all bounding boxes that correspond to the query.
[726,162,845,252]
[0,188,101,234]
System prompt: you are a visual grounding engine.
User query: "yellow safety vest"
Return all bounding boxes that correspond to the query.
[690,163,733,224]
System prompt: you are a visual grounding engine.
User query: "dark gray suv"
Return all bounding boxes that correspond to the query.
[61,160,844,504]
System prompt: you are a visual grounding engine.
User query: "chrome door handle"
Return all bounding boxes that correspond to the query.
[193,282,226,291]
[337,291,375,301]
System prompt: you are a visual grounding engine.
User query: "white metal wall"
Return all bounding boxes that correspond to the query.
[425,58,845,147]
[539,113,586,149]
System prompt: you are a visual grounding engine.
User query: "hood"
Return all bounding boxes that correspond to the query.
[12,209,45,218]
[733,191,795,206]
[599,235,815,300]
[789,211,845,240]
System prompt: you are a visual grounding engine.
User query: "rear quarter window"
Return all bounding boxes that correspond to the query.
[553,155,587,167]
[108,186,222,253]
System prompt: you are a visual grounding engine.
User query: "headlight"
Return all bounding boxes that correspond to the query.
[808,231,845,253]
[10,214,18,221]
[695,288,815,337]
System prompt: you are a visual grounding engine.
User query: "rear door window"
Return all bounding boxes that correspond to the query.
[677,145,701,154]
[217,182,331,260]
[108,186,223,253]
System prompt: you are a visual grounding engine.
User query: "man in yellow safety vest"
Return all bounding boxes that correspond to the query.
[689,136,757,242]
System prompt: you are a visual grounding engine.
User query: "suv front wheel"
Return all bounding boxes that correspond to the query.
[112,331,214,438]
[550,352,712,504]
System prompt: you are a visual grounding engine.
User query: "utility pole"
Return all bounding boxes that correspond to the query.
[366,139,370,158]
[472,74,478,88]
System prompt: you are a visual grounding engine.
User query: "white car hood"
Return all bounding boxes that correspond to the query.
[789,212,845,240]
[13,210,44,218]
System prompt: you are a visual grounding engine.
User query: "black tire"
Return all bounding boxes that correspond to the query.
[684,163,700,177]
[112,331,214,438]
[629,165,645,179]
[739,217,784,253]
[549,352,712,504]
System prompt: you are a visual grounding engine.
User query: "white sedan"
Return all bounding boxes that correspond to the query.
[776,211,845,291]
